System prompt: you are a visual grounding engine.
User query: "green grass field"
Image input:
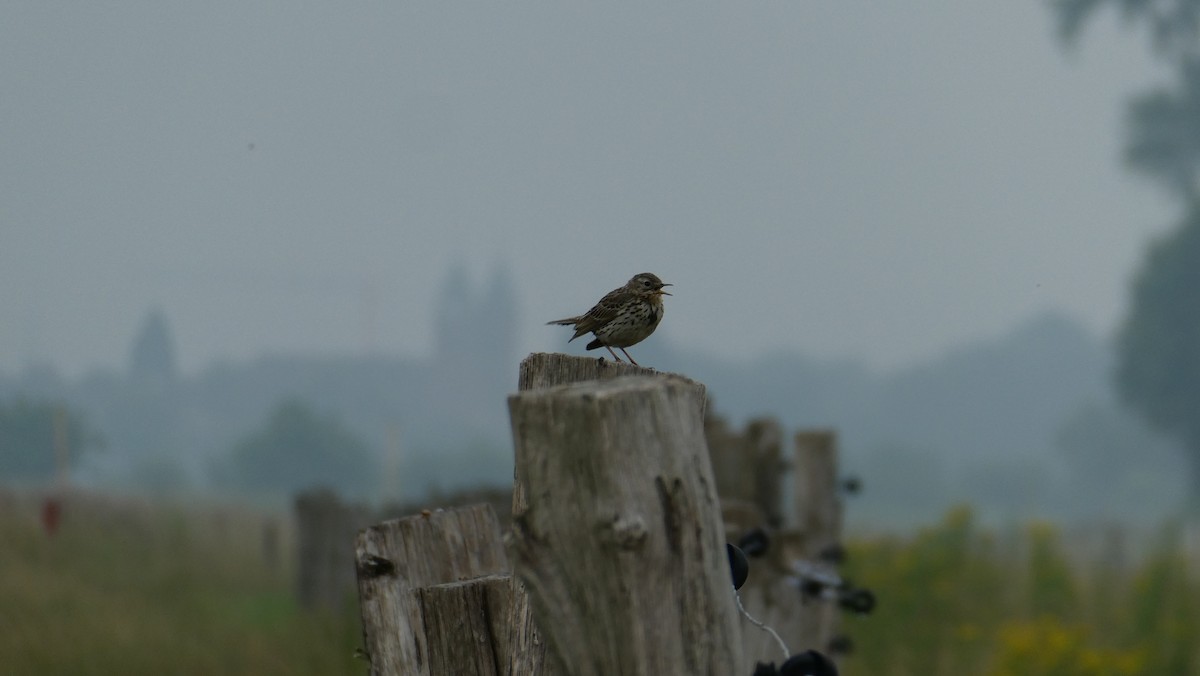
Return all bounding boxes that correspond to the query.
[0,492,362,675]
[2,493,1197,675]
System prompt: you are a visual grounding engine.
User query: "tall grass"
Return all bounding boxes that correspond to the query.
[0,492,362,676]
[842,506,1200,675]
[3,492,1197,675]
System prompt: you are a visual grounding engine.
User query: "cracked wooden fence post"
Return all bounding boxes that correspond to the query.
[416,573,551,676]
[507,376,743,676]
[354,504,510,676]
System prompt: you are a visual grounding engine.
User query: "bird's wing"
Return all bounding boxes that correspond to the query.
[570,287,631,336]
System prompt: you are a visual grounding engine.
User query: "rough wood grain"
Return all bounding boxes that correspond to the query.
[418,576,503,676]
[498,573,561,676]
[514,352,706,516]
[354,504,509,676]
[507,376,743,676]
[417,574,560,676]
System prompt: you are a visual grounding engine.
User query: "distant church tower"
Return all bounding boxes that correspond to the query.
[434,262,475,363]
[481,264,519,368]
[433,262,518,369]
[129,307,178,386]
[428,262,520,433]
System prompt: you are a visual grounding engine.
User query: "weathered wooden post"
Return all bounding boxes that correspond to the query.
[516,352,703,392]
[794,431,842,557]
[354,504,520,676]
[793,430,843,653]
[514,353,705,514]
[352,354,847,674]
[414,573,552,676]
[707,416,808,669]
[707,415,787,530]
[507,376,743,675]
[746,419,787,528]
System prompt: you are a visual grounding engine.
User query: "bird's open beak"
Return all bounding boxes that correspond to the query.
[658,283,673,296]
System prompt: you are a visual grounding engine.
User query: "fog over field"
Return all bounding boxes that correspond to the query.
[1,3,1192,522]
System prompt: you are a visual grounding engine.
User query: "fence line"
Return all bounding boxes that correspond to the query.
[300,353,856,675]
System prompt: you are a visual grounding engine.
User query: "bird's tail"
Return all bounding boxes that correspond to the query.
[546,316,580,326]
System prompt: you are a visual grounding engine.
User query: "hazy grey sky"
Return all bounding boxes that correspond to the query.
[1,2,1176,376]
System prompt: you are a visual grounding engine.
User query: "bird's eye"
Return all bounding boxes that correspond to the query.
[642,279,651,287]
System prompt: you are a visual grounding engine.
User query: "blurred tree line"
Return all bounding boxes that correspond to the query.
[1054,0,1200,506]
[0,393,379,498]
[0,298,513,500]
[214,399,379,497]
[0,399,98,480]
[0,310,384,498]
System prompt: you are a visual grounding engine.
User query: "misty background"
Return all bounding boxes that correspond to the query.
[2,3,1191,525]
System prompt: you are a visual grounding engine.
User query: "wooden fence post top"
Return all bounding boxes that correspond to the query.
[518,352,705,397]
[512,354,708,519]
[512,371,691,399]
[507,374,743,675]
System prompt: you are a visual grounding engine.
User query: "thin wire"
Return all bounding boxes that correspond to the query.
[734,590,790,660]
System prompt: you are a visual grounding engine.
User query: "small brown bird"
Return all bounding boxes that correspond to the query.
[547,272,672,366]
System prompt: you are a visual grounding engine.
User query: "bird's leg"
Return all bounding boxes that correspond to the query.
[619,348,639,366]
[605,346,624,363]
